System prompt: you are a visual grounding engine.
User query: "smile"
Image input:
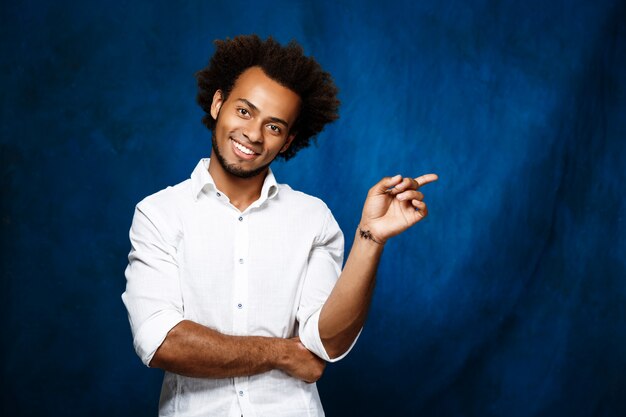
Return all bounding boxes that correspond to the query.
[230,138,259,158]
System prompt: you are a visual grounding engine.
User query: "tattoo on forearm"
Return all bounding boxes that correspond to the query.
[358,227,382,244]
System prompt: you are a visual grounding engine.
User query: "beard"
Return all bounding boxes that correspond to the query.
[211,131,273,179]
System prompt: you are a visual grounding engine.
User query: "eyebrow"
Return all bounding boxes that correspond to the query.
[236,98,290,128]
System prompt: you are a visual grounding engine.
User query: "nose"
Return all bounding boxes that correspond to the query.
[243,121,264,143]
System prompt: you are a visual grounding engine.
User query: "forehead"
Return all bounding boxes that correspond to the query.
[228,67,301,125]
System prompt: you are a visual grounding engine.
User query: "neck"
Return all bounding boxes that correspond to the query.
[208,152,267,212]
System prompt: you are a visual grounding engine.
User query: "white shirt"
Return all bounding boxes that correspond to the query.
[123,158,355,417]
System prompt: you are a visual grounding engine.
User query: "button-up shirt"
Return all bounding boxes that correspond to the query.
[123,159,355,416]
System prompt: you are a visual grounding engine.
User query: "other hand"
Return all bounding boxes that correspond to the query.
[279,337,326,383]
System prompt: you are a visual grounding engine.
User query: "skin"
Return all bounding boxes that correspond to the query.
[207,66,299,211]
[150,65,438,382]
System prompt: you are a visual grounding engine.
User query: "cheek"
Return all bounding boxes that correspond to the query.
[215,116,237,135]
[270,138,290,155]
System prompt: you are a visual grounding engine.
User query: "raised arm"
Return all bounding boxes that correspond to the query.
[318,173,438,358]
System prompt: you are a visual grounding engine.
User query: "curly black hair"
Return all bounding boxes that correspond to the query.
[195,34,340,160]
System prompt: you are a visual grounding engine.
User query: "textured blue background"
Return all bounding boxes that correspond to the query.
[1,0,625,416]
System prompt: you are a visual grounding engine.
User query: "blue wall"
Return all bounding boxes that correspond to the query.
[1,0,625,415]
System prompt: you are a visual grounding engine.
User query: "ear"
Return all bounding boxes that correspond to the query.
[280,133,297,153]
[210,90,224,120]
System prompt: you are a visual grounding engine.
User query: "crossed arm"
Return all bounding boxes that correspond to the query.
[144,174,437,382]
[149,321,326,382]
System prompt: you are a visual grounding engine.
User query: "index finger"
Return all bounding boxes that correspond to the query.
[414,173,439,188]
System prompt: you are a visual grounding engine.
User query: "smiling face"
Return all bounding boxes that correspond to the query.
[209,66,301,179]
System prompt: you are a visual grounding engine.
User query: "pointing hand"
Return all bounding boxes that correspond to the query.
[359,174,438,244]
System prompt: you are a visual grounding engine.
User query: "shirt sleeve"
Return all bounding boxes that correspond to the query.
[297,209,360,363]
[122,201,184,366]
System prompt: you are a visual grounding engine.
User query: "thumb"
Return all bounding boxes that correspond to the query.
[370,175,402,196]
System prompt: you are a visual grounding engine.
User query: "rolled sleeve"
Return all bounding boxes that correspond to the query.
[122,202,184,366]
[297,210,359,363]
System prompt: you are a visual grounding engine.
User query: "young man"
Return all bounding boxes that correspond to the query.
[123,35,437,416]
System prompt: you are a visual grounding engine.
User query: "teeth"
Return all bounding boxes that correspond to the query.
[232,139,255,155]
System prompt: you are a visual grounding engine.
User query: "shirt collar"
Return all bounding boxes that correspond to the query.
[191,158,279,202]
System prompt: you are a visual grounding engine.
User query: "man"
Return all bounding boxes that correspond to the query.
[123,34,437,416]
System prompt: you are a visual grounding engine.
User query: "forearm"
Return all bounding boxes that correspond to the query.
[318,228,384,359]
[150,320,312,380]
[318,173,437,359]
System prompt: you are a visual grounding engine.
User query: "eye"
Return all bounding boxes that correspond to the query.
[268,124,281,134]
[237,108,250,117]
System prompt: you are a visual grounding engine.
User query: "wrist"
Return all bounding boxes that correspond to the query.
[357,224,386,245]
[274,338,299,372]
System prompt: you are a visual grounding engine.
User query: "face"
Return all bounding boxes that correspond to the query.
[210,66,301,179]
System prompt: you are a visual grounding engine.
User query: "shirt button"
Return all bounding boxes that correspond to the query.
[239,390,244,396]
[238,258,244,264]
[238,216,243,221]
[237,303,243,309]
[216,192,221,197]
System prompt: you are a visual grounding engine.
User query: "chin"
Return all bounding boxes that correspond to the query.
[216,150,269,179]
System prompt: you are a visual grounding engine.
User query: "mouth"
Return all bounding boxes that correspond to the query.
[230,138,259,160]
